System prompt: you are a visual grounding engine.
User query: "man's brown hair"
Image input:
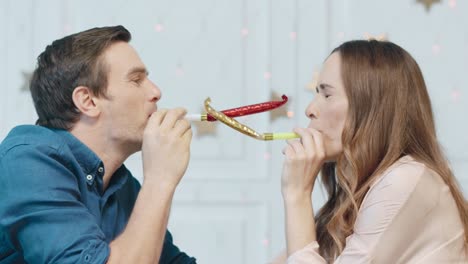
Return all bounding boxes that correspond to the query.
[30,25,131,129]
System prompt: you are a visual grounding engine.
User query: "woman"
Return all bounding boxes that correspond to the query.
[276,40,468,263]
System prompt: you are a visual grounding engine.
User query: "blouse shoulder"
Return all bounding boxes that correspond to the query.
[363,157,427,207]
[370,156,426,190]
[364,156,446,216]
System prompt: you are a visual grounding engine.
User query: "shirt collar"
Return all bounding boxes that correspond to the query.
[52,129,102,176]
[53,129,129,195]
[102,165,130,198]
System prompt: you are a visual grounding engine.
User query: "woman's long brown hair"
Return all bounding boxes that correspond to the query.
[314,40,468,261]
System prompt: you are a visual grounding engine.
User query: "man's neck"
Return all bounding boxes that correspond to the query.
[70,124,130,190]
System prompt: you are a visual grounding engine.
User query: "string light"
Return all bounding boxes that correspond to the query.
[337,31,346,40]
[451,88,461,103]
[63,24,72,34]
[241,28,249,37]
[154,23,164,32]
[176,64,185,76]
[290,31,297,41]
[448,0,457,9]
[432,43,441,55]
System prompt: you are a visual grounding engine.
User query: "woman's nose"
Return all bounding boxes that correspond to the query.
[305,101,318,119]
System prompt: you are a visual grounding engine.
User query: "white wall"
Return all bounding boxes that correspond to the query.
[1,0,467,263]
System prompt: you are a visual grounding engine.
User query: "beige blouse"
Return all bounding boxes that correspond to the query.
[279,156,467,264]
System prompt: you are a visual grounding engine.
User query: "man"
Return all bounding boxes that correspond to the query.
[0,25,195,263]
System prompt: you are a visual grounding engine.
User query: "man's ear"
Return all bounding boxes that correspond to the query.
[72,86,101,118]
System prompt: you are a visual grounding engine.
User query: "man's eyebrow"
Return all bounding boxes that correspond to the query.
[126,67,149,77]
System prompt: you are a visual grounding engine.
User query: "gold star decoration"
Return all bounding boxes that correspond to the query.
[270,91,290,122]
[416,0,441,12]
[363,32,388,41]
[193,108,218,138]
[20,70,33,92]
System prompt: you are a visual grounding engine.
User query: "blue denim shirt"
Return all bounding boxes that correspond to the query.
[0,125,196,263]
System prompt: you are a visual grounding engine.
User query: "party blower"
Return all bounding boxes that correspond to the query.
[184,95,289,122]
[203,97,300,141]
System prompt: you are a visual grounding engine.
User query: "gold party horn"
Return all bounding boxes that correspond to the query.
[204,97,299,141]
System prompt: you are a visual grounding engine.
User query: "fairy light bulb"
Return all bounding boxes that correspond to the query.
[241,28,249,37]
[451,89,461,103]
[448,0,457,8]
[290,31,297,40]
[154,23,164,32]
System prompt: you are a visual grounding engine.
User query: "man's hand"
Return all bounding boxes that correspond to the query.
[109,108,192,263]
[141,108,192,190]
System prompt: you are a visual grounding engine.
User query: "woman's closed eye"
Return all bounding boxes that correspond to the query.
[316,86,331,98]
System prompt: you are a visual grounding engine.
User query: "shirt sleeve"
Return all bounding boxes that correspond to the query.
[160,229,197,263]
[0,143,110,264]
[286,161,424,264]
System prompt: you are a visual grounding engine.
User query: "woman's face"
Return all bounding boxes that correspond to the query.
[306,52,349,161]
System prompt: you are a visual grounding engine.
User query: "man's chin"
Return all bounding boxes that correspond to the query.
[121,138,143,156]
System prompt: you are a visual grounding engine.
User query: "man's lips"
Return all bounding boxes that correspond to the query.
[148,108,157,118]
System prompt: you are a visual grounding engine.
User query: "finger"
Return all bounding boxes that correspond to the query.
[181,126,193,144]
[293,127,316,157]
[182,127,193,138]
[283,144,295,157]
[149,109,168,126]
[308,128,326,160]
[174,119,192,137]
[282,145,290,155]
[286,139,304,156]
[160,108,187,130]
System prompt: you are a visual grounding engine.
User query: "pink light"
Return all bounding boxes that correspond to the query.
[264,71,272,80]
[176,66,184,76]
[432,44,441,55]
[154,24,164,32]
[290,31,297,40]
[451,89,461,103]
[337,31,345,39]
[262,239,270,246]
[63,24,72,34]
[264,152,271,160]
[287,111,294,118]
[449,0,457,8]
[241,28,249,37]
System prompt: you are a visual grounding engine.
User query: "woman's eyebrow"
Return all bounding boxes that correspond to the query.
[319,83,335,90]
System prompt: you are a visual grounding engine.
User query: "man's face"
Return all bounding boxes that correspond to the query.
[99,41,161,153]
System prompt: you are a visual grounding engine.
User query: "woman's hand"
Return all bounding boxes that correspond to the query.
[281,128,326,255]
[281,127,326,202]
